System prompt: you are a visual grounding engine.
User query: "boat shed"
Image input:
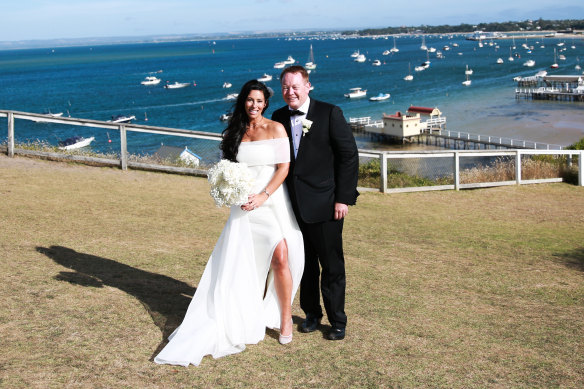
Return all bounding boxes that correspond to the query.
[154,145,202,167]
[407,106,442,118]
[381,111,423,140]
[543,75,583,89]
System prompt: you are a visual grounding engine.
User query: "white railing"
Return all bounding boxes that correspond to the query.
[1,110,221,176]
[357,149,583,193]
[2,110,583,193]
[425,128,564,150]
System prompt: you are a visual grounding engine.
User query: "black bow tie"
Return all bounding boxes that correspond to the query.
[289,109,305,116]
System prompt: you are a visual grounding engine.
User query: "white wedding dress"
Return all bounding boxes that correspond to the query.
[154,137,304,367]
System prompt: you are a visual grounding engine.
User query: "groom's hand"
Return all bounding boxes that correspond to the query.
[334,202,349,220]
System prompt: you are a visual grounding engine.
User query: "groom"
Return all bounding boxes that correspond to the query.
[272,65,359,340]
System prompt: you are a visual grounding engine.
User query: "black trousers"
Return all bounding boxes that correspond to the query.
[298,218,347,329]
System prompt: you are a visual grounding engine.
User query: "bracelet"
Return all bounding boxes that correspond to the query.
[262,188,271,197]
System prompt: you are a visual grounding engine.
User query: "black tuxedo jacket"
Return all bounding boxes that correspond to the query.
[272,98,359,223]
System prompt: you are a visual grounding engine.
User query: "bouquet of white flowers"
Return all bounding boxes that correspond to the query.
[207,159,255,207]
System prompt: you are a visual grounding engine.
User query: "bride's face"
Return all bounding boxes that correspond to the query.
[245,90,266,120]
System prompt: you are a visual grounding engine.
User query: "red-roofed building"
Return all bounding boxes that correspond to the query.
[381,111,423,139]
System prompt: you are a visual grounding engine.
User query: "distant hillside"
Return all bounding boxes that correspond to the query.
[346,18,584,36]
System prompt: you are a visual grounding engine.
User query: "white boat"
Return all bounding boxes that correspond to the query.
[558,54,566,61]
[354,54,366,63]
[551,48,559,69]
[404,63,413,81]
[576,57,581,71]
[428,47,436,53]
[258,73,272,82]
[496,58,504,64]
[283,56,295,65]
[58,136,95,150]
[141,76,161,85]
[390,36,399,53]
[369,93,390,101]
[465,65,473,75]
[222,82,232,88]
[219,113,232,121]
[305,44,317,70]
[164,81,190,89]
[344,87,367,98]
[42,111,63,118]
[535,70,547,78]
[273,62,286,69]
[462,74,471,86]
[33,110,63,122]
[508,47,514,62]
[372,59,381,66]
[108,114,136,123]
[420,36,427,50]
[382,50,390,56]
[225,93,238,100]
[350,50,360,58]
[523,59,535,67]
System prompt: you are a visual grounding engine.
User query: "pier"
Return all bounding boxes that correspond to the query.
[349,117,563,150]
[515,75,584,102]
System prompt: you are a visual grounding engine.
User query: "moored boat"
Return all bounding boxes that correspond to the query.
[108,114,136,123]
[369,93,390,101]
[258,74,272,82]
[58,136,95,150]
[164,81,190,89]
[305,44,317,70]
[141,76,161,85]
[344,87,367,98]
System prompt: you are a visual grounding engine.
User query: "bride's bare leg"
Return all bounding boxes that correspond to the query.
[271,239,292,336]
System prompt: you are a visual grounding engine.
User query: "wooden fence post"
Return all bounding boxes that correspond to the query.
[119,125,128,171]
[7,112,14,157]
[379,152,387,193]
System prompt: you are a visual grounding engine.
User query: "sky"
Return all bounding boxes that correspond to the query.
[2,0,584,42]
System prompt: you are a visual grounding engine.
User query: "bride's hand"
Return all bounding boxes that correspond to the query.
[241,192,268,211]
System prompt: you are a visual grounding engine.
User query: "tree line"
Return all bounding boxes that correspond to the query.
[345,19,584,36]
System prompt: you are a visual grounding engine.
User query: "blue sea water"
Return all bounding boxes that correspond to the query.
[1,34,583,155]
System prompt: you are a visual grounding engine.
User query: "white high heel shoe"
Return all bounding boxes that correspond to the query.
[278,320,293,345]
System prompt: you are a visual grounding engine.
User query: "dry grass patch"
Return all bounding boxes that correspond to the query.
[1,154,583,388]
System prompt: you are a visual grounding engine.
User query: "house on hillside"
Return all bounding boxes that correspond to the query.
[154,145,201,167]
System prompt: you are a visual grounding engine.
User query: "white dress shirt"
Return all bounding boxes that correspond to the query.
[289,97,310,158]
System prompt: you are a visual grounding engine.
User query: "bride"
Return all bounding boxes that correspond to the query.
[154,80,304,367]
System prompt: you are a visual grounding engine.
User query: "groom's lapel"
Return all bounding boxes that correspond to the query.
[296,100,316,162]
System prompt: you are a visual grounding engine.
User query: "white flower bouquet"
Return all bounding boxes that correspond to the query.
[301,119,312,136]
[207,159,255,207]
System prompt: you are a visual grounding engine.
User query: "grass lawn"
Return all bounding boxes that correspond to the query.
[1,154,583,388]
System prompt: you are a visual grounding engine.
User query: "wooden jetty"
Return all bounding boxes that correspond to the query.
[349,117,563,150]
[515,75,584,102]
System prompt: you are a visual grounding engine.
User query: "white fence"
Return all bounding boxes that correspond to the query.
[358,149,583,193]
[2,110,583,193]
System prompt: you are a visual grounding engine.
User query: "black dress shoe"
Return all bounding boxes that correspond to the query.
[326,327,345,340]
[300,316,321,333]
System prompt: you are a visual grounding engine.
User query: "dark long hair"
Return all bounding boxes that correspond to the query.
[220,80,271,161]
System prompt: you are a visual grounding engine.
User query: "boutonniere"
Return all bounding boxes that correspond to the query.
[301,119,312,136]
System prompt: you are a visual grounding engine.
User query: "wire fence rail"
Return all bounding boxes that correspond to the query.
[2,110,583,192]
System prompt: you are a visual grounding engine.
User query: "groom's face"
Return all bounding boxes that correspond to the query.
[281,72,311,110]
